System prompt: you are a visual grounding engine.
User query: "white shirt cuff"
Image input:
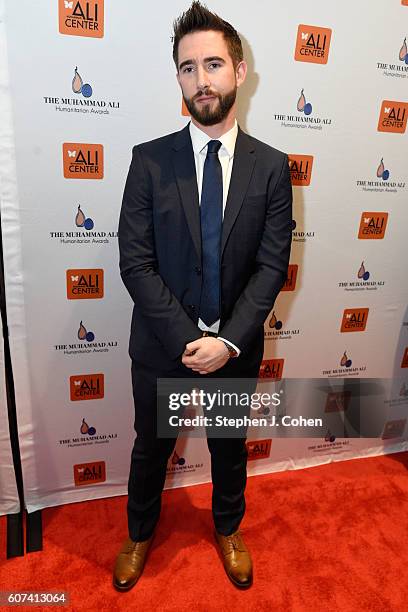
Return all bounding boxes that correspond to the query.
[217,337,241,357]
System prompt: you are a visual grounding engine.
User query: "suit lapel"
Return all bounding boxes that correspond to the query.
[171,125,201,262]
[221,128,256,255]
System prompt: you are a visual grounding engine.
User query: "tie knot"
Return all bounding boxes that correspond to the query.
[207,140,222,155]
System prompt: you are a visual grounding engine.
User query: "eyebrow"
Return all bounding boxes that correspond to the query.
[179,56,226,71]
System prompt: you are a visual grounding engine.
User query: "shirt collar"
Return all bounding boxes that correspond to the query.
[189,119,238,158]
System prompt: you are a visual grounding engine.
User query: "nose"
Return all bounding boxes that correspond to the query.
[196,65,210,91]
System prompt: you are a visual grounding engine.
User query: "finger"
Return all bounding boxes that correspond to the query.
[186,340,203,352]
[190,366,208,374]
[182,351,197,361]
[184,362,201,370]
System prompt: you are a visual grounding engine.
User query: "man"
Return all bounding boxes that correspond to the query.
[115,1,292,591]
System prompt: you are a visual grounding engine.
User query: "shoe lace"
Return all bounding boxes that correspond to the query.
[225,533,245,553]
[124,540,147,556]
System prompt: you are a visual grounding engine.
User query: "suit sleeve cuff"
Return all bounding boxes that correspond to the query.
[217,337,241,357]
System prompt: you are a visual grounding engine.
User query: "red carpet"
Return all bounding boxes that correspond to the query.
[1,451,408,611]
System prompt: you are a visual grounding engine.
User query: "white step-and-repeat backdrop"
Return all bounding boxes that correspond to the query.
[0,0,407,513]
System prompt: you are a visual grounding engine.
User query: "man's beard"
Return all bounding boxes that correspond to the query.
[183,86,237,126]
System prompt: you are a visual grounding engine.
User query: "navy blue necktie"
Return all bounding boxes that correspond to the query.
[199,140,223,326]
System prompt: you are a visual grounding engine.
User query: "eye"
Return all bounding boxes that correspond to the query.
[182,65,195,74]
[208,62,221,70]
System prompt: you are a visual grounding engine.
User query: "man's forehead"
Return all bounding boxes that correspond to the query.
[178,30,229,63]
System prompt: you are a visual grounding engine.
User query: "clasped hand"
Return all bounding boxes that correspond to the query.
[182,337,230,374]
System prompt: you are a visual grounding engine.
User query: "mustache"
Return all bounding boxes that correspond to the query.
[193,88,219,101]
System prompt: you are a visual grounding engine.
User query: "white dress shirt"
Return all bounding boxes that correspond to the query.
[189,120,241,356]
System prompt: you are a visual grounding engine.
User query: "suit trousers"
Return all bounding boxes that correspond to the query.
[127,354,262,542]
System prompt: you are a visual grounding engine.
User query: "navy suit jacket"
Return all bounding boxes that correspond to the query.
[118,124,292,370]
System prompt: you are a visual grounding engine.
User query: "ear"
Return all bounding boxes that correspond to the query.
[176,71,181,87]
[235,60,247,88]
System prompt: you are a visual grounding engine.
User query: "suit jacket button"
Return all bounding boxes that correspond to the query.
[195,267,202,275]
[188,305,196,311]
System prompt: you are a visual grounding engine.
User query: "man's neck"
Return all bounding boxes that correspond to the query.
[191,108,237,139]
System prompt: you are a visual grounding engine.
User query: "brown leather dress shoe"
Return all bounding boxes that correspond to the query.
[214,529,253,588]
[113,534,154,591]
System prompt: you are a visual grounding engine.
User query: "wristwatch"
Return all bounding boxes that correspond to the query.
[220,340,238,358]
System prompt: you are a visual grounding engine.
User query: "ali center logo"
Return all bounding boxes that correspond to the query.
[376,37,408,78]
[73,461,106,486]
[356,158,405,194]
[70,373,104,401]
[340,308,369,333]
[273,89,333,132]
[288,155,314,186]
[281,264,298,292]
[294,24,332,64]
[259,359,284,381]
[358,212,388,239]
[49,205,118,245]
[246,439,272,461]
[59,0,104,38]
[43,66,120,116]
[377,100,408,133]
[338,261,385,292]
[382,419,407,440]
[66,269,104,299]
[63,143,103,179]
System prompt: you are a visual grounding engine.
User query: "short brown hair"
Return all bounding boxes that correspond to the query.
[172,1,243,69]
